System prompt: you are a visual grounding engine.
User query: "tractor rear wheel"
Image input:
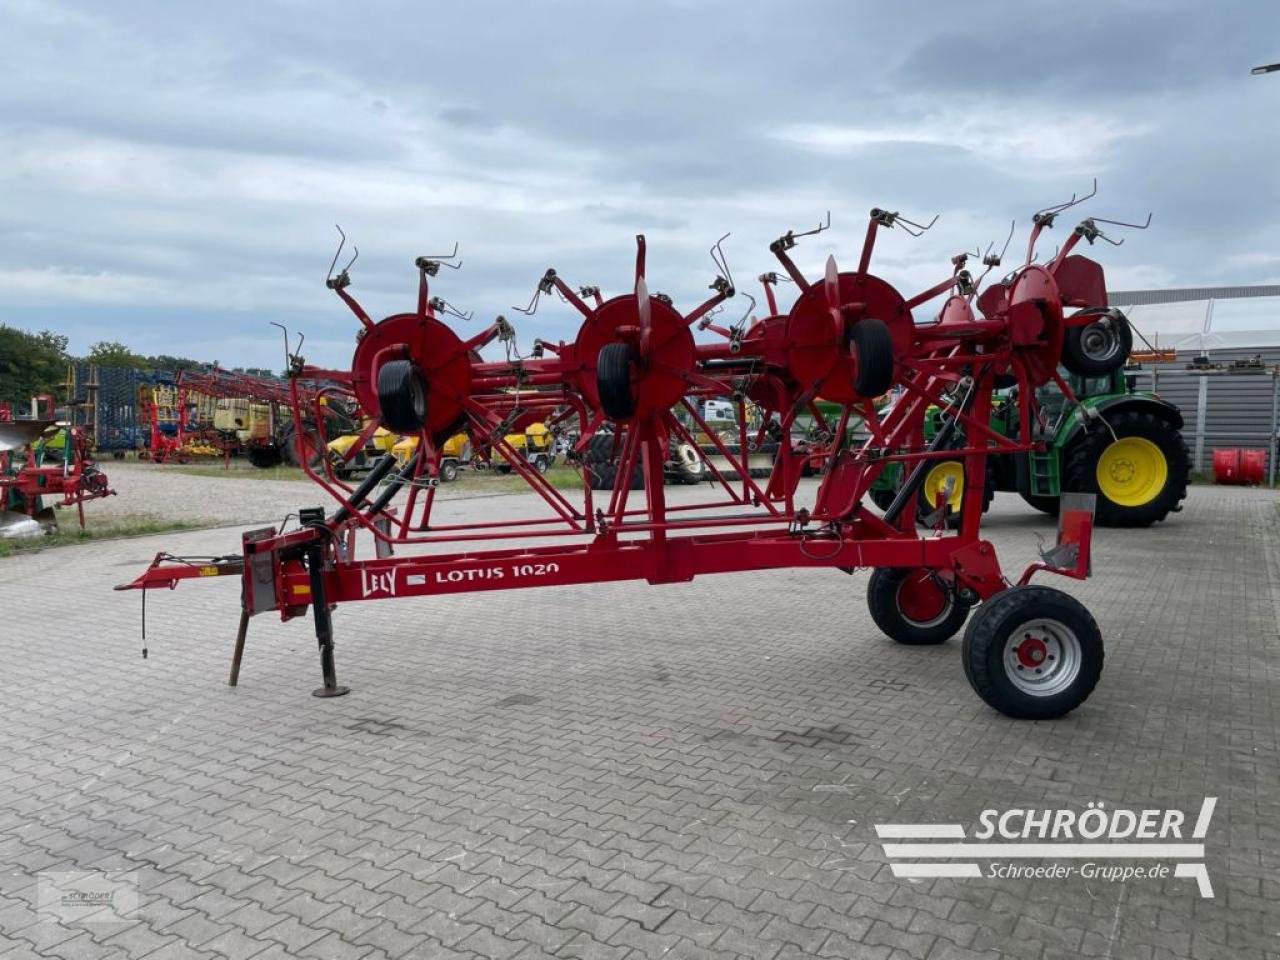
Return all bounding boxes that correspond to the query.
[1062,410,1189,527]
[597,343,638,420]
[962,585,1103,719]
[916,459,994,528]
[867,567,971,645]
[869,487,896,512]
[584,432,642,491]
[1019,492,1060,516]
[1062,314,1133,376]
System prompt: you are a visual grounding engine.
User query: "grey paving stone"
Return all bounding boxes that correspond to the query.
[0,485,1275,960]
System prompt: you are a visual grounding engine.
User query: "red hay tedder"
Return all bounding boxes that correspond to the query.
[120,188,1150,719]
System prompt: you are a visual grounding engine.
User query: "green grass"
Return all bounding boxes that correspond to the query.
[0,515,207,558]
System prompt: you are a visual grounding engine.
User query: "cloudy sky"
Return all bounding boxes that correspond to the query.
[2,0,1278,369]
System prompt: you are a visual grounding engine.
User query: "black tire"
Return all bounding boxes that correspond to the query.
[962,585,1104,719]
[1062,314,1133,376]
[869,487,896,512]
[851,318,895,397]
[1062,410,1189,527]
[584,432,642,490]
[440,460,459,482]
[672,441,704,485]
[377,359,427,432]
[247,445,281,469]
[532,455,549,475]
[597,343,638,420]
[867,567,971,645]
[1019,492,1060,516]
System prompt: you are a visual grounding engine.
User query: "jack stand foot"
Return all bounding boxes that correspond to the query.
[312,684,351,698]
[228,607,250,687]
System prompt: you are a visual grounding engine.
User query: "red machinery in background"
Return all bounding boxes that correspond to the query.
[176,366,352,468]
[121,190,1148,720]
[1,414,115,534]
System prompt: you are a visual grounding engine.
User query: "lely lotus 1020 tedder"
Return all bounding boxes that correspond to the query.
[119,189,1153,719]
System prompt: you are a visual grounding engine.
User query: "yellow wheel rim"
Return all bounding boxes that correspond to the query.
[1096,436,1167,506]
[922,461,964,511]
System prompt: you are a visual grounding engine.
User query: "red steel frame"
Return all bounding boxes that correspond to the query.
[119,204,1118,700]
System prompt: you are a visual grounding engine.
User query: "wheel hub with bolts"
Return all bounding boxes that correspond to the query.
[1003,618,1081,696]
[1080,322,1120,362]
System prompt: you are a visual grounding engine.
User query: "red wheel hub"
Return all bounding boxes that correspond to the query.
[896,569,948,623]
[1015,634,1049,668]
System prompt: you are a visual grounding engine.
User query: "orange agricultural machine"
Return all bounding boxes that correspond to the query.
[122,190,1149,719]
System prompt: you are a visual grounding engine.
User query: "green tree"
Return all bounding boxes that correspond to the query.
[0,325,70,402]
[87,341,149,368]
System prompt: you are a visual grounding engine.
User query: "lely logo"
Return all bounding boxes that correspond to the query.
[875,798,1217,898]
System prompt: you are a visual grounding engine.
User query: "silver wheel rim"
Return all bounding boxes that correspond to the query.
[895,575,954,628]
[1003,618,1082,696]
[1080,321,1120,363]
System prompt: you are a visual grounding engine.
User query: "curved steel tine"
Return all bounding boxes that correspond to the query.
[344,245,359,274]
[793,211,832,240]
[895,212,940,236]
[732,291,757,330]
[420,242,463,270]
[1035,178,1098,221]
[326,225,346,285]
[710,232,735,291]
[989,219,1016,265]
[511,286,541,316]
[1092,212,1153,230]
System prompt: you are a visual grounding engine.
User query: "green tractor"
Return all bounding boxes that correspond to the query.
[870,366,1190,527]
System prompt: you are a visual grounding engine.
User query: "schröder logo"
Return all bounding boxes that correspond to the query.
[875,798,1217,897]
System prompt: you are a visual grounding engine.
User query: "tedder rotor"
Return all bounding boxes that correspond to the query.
[119,193,1150,719]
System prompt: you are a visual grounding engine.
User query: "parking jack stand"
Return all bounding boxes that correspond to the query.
[228,606,250,687]
[307,542,350,698]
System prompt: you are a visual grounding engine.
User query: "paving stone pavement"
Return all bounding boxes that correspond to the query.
[1,481,1277,959]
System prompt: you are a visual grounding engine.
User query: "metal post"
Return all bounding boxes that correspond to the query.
[307,542,350,698]
[1194,375,1208,473]
[228,606,250,687]
[1270,368,1279,486]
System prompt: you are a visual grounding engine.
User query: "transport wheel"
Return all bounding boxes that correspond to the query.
[867,567,971,645]
[440,460,459,482]
[673,441,704,484]
[597,343,638,420]
[377,359,427,432]
[851,318,895,397]
[1019,492,1060,516]
[533,455,549,474]
[916,460,994,528]
[962,585,1103,719]
[1062,411,1188,527]
[1062,314,1132,376]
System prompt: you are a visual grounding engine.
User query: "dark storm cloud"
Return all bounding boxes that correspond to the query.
[1,0,1277,367]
